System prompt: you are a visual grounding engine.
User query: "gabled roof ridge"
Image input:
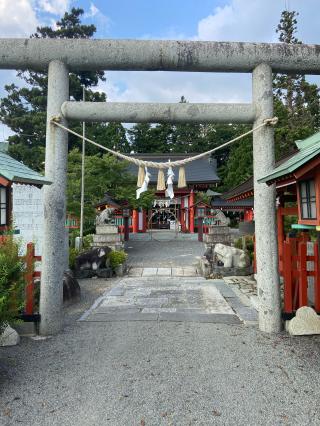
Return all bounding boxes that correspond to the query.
[0,151,51,185]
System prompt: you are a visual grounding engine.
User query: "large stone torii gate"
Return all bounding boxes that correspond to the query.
[2,39,320,335]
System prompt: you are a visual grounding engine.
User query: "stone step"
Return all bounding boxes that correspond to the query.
[128,267,199,277]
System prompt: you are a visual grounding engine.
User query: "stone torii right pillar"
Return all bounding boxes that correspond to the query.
[253,63,282,333]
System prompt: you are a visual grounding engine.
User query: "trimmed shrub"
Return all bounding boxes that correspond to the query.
[108,250,127,270]
[0,237,26,333]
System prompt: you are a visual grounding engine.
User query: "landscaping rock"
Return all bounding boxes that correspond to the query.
[0,325,20,346]
[96,267,113,279]
[286,306,320,335]
[214,243,250,268]
[63,269,81,302]
[74,269,96,279]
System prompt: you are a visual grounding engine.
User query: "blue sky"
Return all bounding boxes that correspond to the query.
[1,0,320,139]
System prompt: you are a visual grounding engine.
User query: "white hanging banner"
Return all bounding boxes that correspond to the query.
[165,162,175,199]
[136,167,151,199]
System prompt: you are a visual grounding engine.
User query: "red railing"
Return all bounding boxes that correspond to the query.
[282,234,320,314]
[24,242,41,315]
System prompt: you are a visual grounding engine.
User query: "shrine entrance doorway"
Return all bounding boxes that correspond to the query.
[149,199,180,232]
[148,205,181,241]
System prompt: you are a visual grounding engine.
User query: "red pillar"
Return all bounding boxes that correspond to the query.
[189,192,195,233]
[132,209,138,233]
[25,242,35,315]
[198,217,203,241]
[180,198,185,232]
[143,209,147,233]
[124,217,129,241]
[277,207,285,275]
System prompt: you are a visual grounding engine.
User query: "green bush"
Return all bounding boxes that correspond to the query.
[82,234,93,249]
[0,237,26,333]
[108,250,127,270]
[234,236,254,263]
[69,247,80,269]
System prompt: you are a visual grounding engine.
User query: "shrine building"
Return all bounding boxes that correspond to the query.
[97,153,220,233]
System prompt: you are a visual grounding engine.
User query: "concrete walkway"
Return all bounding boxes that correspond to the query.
[81,277,257,325]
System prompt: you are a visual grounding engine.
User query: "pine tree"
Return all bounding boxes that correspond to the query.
[171,96,203,153]
[0,8,109,170]
[274,10,320,157]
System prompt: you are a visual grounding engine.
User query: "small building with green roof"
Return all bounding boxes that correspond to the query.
[259,132,320,228]
[0,144,50,231]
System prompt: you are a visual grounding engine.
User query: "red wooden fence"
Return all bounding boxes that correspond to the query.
[282,234,320,314]
[24,242,41,315]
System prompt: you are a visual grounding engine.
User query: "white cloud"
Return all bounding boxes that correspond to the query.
[101,71,251,105]
[87,2,99,18]
[0,0,39,37]
[196,0,280,43]
[102,0,320,108]
[85,2,111,34]
[37,0,70,16]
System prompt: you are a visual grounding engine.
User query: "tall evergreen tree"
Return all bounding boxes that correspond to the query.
[274,10,320,157]
[0,8,113,170]
[171,96,203,153]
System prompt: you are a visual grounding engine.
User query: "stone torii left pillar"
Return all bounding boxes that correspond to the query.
[40,60,69,335]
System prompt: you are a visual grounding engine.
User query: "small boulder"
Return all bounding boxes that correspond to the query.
[0,325,20,347]
[214,243,249,268]
[96,267,113,279]
[63,269,81,301]
[287,306,320,336]
[203,247,213,262]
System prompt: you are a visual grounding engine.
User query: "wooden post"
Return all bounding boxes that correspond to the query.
[298,240,308,308]
[25,242,35,315]
[198,217,203,242]
[124,217,129,241]
[180,198,185,232]
[277,207,284,275]
[283,238,293,314]
[132,209,138,233]
[189,192,195,233]
[314,242,320,313]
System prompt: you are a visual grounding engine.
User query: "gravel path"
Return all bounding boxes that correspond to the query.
[1,277,320,425]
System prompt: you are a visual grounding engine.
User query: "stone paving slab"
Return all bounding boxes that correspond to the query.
[81,276,252,325]
[171,267,184,276]
[142,268,158,277]
[108,287,125,296]
[128,267,143,277]
[158,312,241,324]
[95,307,141,315]
[85,312,159,322]
[157,267,172,276]
[129,267,199,277]
[207,279,258,323]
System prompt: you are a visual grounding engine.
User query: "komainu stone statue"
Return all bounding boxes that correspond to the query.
[214,243,249,268]
[96,207,115,225]
[212,209,230,226]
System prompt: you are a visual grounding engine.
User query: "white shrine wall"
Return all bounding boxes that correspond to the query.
[12,183,44,256]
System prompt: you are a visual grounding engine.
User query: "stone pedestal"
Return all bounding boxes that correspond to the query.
[204,225,231,248]
[92,224,124,251]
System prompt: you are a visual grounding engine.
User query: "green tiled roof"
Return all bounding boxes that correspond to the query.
[259,132,320,184]
[0,152,51,185]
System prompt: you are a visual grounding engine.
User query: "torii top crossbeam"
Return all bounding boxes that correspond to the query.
[1,38,320,73]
